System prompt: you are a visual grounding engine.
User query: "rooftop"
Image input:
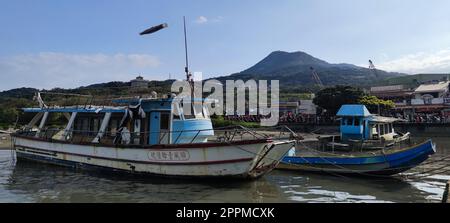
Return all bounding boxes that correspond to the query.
[415,81,449,93]
[336,104,371,117]
[370,85,405,92]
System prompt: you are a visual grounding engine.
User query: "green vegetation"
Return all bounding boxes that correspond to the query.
[313,86,365,115]
[313,86,394,115]
[280,92,315,101]
[211,116,260,128]
[358,95,394,114]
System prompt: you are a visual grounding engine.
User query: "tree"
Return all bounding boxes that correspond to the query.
[358,95,394,114]
[0,108,18,129]
[313,86,364,115]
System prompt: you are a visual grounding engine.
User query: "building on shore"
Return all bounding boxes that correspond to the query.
[410,80,450,114]
[278,101,301,114]
[130,75,149,88]
[371,81,450,122]
[298,100,317,115]
[370,85,414,108]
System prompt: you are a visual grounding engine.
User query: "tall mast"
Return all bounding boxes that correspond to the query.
[183,16,190,82]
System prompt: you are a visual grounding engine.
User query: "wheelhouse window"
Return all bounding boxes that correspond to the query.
[203,106,210,119]
[180,101,209,120]
[181,102,195,119]
[354,118,360,126]
[346,117,353,126]
[193,102,204,119]
[172,103,182,120]
[160,113,170,130]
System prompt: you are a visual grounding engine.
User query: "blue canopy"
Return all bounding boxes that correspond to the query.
[336,104,371,117]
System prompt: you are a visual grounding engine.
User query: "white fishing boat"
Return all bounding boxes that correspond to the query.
[11,95,294,179]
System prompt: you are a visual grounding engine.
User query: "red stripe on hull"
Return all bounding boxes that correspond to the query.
[15,145,255,166]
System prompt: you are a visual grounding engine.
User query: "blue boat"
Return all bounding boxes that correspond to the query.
[278,105,436,176]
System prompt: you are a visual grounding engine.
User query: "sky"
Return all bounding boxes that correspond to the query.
[1,0,450,90]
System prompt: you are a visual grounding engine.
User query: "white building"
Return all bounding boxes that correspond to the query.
[412,81,450,106]
[298,100,317,115]
[130,76,149,88]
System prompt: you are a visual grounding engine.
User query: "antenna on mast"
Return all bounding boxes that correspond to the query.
[183,16,192,83]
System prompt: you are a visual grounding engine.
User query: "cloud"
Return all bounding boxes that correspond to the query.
[194,16,223,24]
[195,16,208,24]
[211,16,224,23]
[0,52,160,90]
[377,49,450,74]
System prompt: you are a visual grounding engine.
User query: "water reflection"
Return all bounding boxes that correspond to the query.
[0,135,448,203]
[271,171,434,203]
[3,155,284,203]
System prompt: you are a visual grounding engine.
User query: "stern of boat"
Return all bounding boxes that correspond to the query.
[247,140,295,178]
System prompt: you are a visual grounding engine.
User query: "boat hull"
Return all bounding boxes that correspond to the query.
[278,139,436,176]
[12,136,294,179]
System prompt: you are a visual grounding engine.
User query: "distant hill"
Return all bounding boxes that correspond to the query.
[218,51,405,88]
[0,87,39,99]
[0,80,174,100]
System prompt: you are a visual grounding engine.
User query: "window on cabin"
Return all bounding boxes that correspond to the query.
[389,124,393,133]
[180,101,206,119]
[346,117,353,126]
[110,119,118,136]
[203,106,210,119]
[193,102,204,119]
[380,124,385,135]
[90,118,101,135]
[181,102,195,119]
[160,113,170,130]
[354,118,360,126]
[74,117,89,135]
[372,125,377,134]
[172,103,181,120]
[82,118,89,133]
[384,124,388,134]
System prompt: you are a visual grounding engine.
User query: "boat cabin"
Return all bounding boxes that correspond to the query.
[22,96,214,146]
[337,105,400,142]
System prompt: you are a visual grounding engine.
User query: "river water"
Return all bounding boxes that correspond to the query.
[0,136,449,203]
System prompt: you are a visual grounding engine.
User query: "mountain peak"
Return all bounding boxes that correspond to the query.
[229,50,404,87]
[241,50,330,75]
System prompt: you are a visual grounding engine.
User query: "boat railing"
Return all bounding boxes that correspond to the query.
[310,132,413,153]
[14,125,283,146]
